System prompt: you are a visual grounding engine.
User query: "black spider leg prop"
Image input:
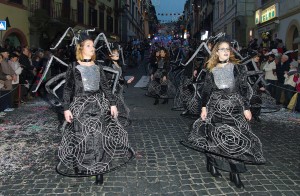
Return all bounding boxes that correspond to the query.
[231,39,240,52]
[171,47,182,63]
[195,69,207,99]
[118,45,127,66]
[183,42,211,67]
[50,27,76,50]
[94,33,113,55]
[32,55,68,93]
[231,46,245,61]
[243,58,268,88]
[44,73,66,106]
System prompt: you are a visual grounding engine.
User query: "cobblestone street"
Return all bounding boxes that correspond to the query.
[0,65,299,196]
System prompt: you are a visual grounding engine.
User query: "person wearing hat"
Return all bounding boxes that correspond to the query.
[57,31,134,185]
[263,53,277,98]
[283,61,298,107]
[0,49,16,111]
[0,54,13,89]
[0,48,15,90]
[8,52,23,107]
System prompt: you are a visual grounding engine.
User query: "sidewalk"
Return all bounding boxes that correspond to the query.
[0,56,299,195]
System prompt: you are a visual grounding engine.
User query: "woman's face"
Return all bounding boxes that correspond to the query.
[216,42,230,61]
[155,51,160,57]
[110,50,119,61]
[11,57,18,62]
[160,50,166,58]
[81,40,95,58]
[253,56,260,63]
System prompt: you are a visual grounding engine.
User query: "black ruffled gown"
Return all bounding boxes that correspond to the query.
[147,58,176,99]
[57,62,134,177]
[182,63,265,173]
[105,60,131,127]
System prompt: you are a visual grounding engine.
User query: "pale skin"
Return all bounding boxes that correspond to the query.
[201,42,252,121]
[64,40,118,123]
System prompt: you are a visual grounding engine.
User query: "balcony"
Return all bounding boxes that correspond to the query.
[28,0,72,21]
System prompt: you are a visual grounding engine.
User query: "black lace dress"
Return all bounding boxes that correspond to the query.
[57,62,134,177]
[105,61,131,127]
[147,58,176,99]
[182,63,265,173]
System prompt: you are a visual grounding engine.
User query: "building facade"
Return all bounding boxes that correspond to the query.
[191,0,213,40]
[254,0,300,50]
[1,0,149,49]
[0,0,30,48]
[213,0,256,47]
[119,0,147,42]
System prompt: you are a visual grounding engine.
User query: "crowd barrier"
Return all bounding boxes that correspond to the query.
[0,81,299,112]
[0,84,22,111]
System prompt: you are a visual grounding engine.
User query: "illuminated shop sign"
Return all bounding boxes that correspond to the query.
[255,10,261,24]
[255,4,278,24]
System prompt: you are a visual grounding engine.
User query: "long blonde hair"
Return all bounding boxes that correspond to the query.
[206,41,239,71]
[75,39,96,61]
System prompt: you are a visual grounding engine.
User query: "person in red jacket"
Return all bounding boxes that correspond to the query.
[293,71,300,112]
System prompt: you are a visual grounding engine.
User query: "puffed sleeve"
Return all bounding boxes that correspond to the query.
[236,64,252,110]
[201,71,213,107]
[99,65,117,106]
[62,63,75,111]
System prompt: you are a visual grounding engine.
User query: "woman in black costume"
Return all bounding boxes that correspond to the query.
[246,54,265,122]
[105,48,134,126]
[183,41,265,188]
[59,33,134,185]
[147,47,175,104]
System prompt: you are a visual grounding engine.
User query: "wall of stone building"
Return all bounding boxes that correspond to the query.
[0,2,30,47]
[278,13,300,50]
[277,0,300,50]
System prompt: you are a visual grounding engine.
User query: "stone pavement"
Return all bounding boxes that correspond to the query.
[0,60,299,196]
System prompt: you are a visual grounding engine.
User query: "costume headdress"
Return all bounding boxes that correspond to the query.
[74,29,95,45]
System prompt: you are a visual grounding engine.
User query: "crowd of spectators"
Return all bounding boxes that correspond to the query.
[247,38,300,112]
[0,45,52,111]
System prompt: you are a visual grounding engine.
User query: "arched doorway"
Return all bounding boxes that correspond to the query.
[3,28,28,48]
[292,28,299,50]
[286,20,300,50]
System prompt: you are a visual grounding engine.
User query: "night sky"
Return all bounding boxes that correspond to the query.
[153,0,186,23]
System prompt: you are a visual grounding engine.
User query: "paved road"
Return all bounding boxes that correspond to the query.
[0,60,299,195]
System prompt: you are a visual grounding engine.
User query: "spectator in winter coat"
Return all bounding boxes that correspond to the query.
[284,61,298,107]
[263,54,277,98]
